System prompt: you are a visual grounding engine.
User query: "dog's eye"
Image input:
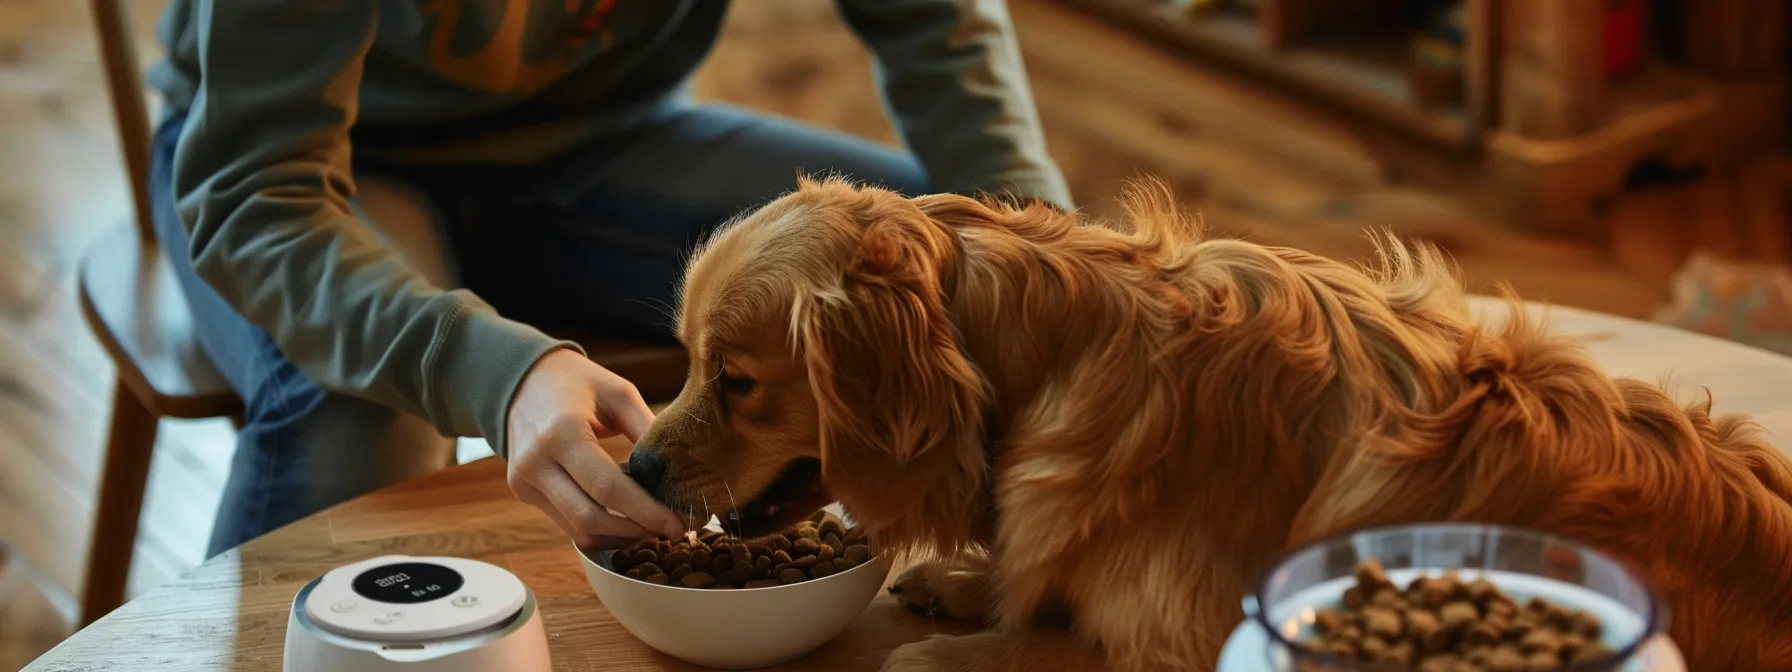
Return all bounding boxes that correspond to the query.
[716,361,757,395]
[720,373,757,395]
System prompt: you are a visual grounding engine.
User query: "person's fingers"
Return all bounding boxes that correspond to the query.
[532,463,665,540]
[556,433,686,538]
[594,376,655,443]
[508,472,597,548]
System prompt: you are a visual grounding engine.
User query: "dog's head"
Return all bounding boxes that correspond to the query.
[628,178,989,549]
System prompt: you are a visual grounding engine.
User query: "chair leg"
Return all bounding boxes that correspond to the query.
[78,379,159,628]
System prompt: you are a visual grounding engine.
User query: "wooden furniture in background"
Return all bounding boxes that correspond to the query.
[74,0,690,629]
[76,0,245,629]
[26,296,1792,671]
[1052,0,1789,237]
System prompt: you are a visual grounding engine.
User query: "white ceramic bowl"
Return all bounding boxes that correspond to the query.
[577,513,893,669]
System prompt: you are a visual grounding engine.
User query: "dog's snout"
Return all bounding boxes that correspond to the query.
[627,446,667,498]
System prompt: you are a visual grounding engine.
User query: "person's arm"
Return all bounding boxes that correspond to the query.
[176,1,685,544]
[173,1,568,454]
[836,0,1073,209]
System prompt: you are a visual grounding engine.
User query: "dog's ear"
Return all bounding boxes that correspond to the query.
[796,197,987,545]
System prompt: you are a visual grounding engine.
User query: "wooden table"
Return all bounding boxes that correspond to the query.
[25,299,1792,671]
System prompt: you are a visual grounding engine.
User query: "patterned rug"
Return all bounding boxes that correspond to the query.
[1653,253,1792,356]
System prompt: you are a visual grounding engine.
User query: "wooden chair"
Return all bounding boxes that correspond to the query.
[76,0,688,627]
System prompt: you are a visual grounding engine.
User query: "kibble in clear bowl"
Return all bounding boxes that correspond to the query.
[1249,523,1664,672]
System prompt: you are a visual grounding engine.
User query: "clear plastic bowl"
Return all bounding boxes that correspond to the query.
[1246,523,1665,671]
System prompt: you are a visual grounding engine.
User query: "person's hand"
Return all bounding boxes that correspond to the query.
[505,348,685,549]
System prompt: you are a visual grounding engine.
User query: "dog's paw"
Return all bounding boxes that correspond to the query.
[887,557,993,623]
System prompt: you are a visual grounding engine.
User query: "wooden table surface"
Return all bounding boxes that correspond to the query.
[25,298,1792,671]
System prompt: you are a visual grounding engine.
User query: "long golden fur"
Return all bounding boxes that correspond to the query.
[634,177,1792,671]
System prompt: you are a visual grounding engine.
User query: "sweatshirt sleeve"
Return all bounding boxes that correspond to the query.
[836,0,1073,209]
[172,0,576,455]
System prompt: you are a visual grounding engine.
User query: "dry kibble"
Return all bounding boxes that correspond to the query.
[1486,645,1527,672]
[1316,610,1346,634]
[1406,609,1448,651]
[1509,613,1540,639]
[1486,596,1519,618]
[1363,608,1403,640]
[1440,601,1479,631]
[1416,578,1455,609]
[1557,634,1586,659]
[1520,630,1561,656]
[609,516,876,590]
[1465,620,1503,646]
[1321,638,1358,659]
[1356,559,1393,591]
[1570,611,1602,639]
[1467,578,1500,603]
[628,548,656,568]
[1360,636,1391,660]
[1379,640,1416,666]
[1572,643,1614,664]
[1298,563,1613,672]
[1371,587,1406,610]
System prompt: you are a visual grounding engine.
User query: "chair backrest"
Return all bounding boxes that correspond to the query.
[88,0,157,246]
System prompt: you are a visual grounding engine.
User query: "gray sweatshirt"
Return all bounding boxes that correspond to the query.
[150,0,1071,454]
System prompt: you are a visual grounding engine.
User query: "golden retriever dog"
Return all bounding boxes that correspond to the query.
[624,177,1792,671]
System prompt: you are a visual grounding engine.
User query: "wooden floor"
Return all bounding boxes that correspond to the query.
[0,0,1765,666]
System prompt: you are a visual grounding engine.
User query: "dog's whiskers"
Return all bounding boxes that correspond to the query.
[722,479,744,539]
[700,492,711,531]
[683,409,710,426]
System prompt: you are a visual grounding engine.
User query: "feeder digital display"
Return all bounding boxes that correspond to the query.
[351,562,465,604]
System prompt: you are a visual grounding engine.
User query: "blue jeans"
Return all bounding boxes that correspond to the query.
[149,105,928,557]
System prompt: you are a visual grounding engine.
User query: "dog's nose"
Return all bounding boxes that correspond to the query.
[627,446,667,498]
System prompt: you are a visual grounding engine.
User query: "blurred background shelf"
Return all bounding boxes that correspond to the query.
[1054,0,1789,237]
